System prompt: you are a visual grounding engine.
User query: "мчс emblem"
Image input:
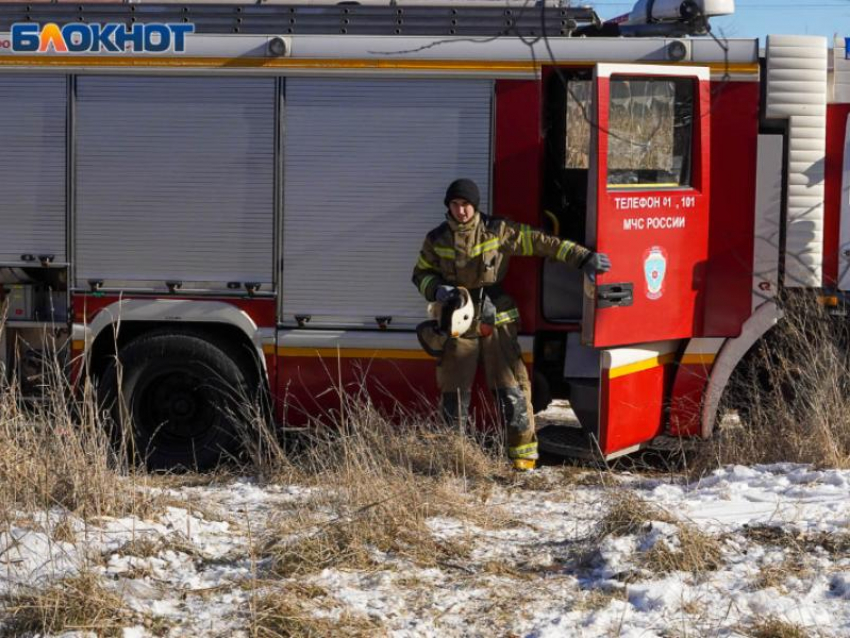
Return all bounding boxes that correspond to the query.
[643,246,667,300]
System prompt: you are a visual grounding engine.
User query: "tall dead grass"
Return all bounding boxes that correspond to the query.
[700,293,850,470]
[1,318,518,580]
[1,571,138,637]
[0,327,156,520]
[247,387,511,576]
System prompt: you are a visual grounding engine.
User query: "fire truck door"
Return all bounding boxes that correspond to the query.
[581,64,711,348]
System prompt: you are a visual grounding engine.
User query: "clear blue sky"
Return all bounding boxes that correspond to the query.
[587,0,848,43]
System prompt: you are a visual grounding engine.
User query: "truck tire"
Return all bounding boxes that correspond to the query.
[99,330,251,471]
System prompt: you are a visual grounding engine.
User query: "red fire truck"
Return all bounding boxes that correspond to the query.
[0,0,843,468]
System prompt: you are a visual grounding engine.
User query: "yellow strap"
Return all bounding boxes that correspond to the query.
[434,246,455,259]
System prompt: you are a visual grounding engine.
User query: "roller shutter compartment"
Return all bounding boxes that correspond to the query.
[0,76,67,264]
[74,76,275,291]
[282,77,493,328]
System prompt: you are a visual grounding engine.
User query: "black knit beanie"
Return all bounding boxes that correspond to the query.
[444,179,480,210]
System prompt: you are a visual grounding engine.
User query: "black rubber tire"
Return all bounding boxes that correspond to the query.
[99,330,251,471]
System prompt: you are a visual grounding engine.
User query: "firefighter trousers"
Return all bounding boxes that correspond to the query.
[436,323,538,461]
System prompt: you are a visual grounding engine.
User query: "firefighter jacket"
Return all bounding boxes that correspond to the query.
[412,211,592,328]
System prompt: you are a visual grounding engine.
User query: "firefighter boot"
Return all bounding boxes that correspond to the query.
[495,386,538,471]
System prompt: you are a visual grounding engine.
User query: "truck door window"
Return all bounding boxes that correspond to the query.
[565,79,591,169]
[606,77,694,189]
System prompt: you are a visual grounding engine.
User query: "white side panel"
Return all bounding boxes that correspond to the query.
[752,135,784,308]
[0,33,759,69]
[74,76,276,290]
[0,76,67,264]
[839,115,850,290]
[602,340,679,372]
[282,78,492,328]
[765,35,827,288]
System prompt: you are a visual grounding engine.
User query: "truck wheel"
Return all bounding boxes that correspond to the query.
[99,330,251,471]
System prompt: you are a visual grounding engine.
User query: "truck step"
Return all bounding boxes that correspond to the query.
[537,424,598,460]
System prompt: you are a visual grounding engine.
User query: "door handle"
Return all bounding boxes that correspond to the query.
[597,283,633,308]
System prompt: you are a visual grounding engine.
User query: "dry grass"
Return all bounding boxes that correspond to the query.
[8,321,825,636]
[264,503,472,577]
[680,599,704,615]
[505,464,596,494]
[752,555,812,592]
[596,491,676,538]
[247,385,512,577]
[0,330,516,591]
[0,331,162,521]
[0,337,177,635]
[248,582,382,638]
[640,523,724,575]
[743,524,850,558]
[744,617,810,638]
[1,571,138,637]
[50,516,77,544]
[572,587,628,612]
[574,490,724,578]
[107,532,202,562]
[698,293,850,471]
[741,525,827,595]
[260,456,496,576]
[242,382,507,486]
[571,491,675,572]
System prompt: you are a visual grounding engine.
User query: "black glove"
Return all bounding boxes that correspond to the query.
[479,295,497,326]
[435,285,456,303]
[582,253,611,277]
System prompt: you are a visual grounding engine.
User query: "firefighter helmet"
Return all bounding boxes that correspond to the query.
[416,287,475,357]
[429,286,474,338]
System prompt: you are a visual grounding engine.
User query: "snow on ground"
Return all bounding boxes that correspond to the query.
[2,451,850,635]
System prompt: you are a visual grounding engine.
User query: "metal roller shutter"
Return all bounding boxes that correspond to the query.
[0,76,67,264]
[282,78,492,328]
[75,77,275,291]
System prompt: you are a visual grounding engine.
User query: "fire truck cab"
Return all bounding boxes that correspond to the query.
[0,0,840,468]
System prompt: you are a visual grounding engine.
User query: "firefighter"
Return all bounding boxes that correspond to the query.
[412,178,610,471]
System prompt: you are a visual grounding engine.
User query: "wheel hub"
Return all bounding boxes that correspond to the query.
[138,369,218,441]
